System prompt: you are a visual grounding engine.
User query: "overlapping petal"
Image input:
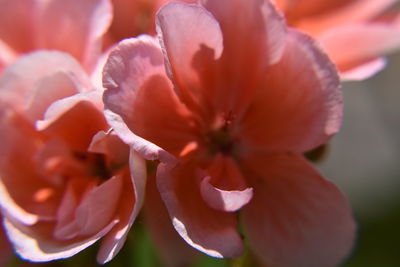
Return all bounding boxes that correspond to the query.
[103,36,197,161]
[240,30,341,153]
[241,152,356,267]
[144,171,199,267]
[157,163,244,258]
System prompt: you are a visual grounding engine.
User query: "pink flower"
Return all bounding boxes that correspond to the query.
[103,0,356,266]
[0,0,112,73]
[0,51,146,263]
[273,0,400,80]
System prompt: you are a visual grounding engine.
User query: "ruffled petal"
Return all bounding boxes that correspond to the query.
[3,216,117,262]
[156,162,244,258]
[0,110,60,223]
[144,171,199,267]
[241,29,341,153]
[103,36,197,161]
[0,51,92,123]
[96,150,147,263]
[241,152,356,267]
[156,2,223,112]
[200,155,253,212]
[37,92,108,152]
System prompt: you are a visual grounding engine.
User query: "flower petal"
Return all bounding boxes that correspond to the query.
[0,0,36,53]
[202,0,286,65]
[103,36,196,161]
[96,150,147,263]
[156,162,244,258]
[318,23,400,79]
[36,0,112,71]
[293,0,398,35]
[200,0,287,114]
[241,29,341,153]
[241,153,356,267]
[144,171,199,267]
[0,110,60,223]
[200,155,253,212]
[0,51,91,123]
[3,216,117,262]
[156,2,223,111]
[37,92,108,152]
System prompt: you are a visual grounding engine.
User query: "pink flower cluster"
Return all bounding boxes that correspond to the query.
[0,0,399,266]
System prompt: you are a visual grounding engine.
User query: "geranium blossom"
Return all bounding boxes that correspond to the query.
[0,0,112,73]
[103,0,356,266]
[0,51,146,263]
[273,0,400,80]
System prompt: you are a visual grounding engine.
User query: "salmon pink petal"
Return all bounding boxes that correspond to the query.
[157,163,244,258]
[103,36,196,161]
[200,176,252,212]
[0,110,60,223]
[144,172,199,267]
[75,175,122,237]
[202,0,286,66]
[200,0,286,113]
[156,2,223,109]
[293,0,398,35]
[241,29,341,153]
[0,0,35,53]
[0,51,91,123]
[340,58,387,81]
[38,92,108,152]
[319,23,400,79]
[37,0,112,71]
[200,155,253,212]
[54,177,97,240]
[0,40,16,73]
[96,150,146,263]
[3,216,117,262]
[241,153,356,267]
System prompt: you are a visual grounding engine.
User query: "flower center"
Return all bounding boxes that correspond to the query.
[207,111,236,156]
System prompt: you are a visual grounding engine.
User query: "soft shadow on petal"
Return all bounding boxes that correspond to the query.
[0,51,91,123]
[3,216,117,262]
[38,96,108,152]
[200,155,253,212]
[0,110,60,223]
[201,0,286,114]
[241,29,341,154]
[144,171,200,267]
[97,150,147,263]
[103,36,197,160]
[156,2,223,111]
[241,152,356,267]
[157,163,244,258]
